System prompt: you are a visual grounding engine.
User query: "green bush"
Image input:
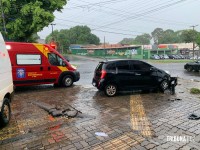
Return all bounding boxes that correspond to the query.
[190,88,200,94]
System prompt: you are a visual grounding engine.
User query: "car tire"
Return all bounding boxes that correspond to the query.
[62,75,73,87]
[160,80,169,92]
[0,98,11,127]
[187,66,192,72]
[105,84,117,97]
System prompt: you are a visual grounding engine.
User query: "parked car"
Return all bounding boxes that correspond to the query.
[163,54,169,59]
[150,54,160,59]
[179,55,185,59]
[184,60,200,72]
[92,59,177,96]
[0,33,14,127]
[158,55,164,59]
[168,55,177,59]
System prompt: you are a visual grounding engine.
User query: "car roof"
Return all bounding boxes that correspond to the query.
[99,59,143,64]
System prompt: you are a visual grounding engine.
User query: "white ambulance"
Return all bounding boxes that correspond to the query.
[0,33,14,127]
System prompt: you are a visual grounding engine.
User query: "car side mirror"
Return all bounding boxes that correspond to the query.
[150,67,156,71]
[62,62,67,67]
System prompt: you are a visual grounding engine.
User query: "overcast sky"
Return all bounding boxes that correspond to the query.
[38,0,200,44]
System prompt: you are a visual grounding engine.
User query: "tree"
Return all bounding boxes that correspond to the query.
[0,0,67,41]
[45,26,100,51]
[181,29,198,43]
[195,33,200,47]
[119,38,134,45]
[151,28,164,44]
[133,33,151,45]
[159,29,174,44]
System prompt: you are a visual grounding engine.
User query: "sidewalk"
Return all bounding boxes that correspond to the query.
[0,78,200,150]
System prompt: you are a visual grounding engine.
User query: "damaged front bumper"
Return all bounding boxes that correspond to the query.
[169,77,178,94]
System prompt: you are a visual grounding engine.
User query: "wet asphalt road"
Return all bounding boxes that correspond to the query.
[1,56,200,149]
[70,56,200,87]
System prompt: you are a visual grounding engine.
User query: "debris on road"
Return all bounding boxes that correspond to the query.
[188,114,200,120]
[95,132,108,137]
[169,77,177,95]
[167,98,182,101]
[32,101,82,118]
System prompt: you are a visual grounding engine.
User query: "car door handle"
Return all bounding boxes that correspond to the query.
[40,67,43,71]
[48,67,51,71]
[135,73,141,76]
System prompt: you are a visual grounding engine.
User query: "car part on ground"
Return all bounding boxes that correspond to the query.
[188,113,200,120]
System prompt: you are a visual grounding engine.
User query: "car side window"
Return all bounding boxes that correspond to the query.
[48,53,64,66]
[130,61,150,71]
[116,61,129,71]
[106,63,116,71]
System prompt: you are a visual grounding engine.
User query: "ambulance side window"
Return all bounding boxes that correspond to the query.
[48,53,64,66]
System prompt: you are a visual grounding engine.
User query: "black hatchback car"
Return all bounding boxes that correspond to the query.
[92,59,177,96]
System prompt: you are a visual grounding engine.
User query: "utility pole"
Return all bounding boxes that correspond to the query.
[104,36,106,59]
[190,25,198,59]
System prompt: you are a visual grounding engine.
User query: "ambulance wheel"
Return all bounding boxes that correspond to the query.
[62,75,73,87]
[0,98,11,127]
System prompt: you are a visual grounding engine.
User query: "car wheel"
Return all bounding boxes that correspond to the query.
[105,84,117,97]
[0,98,11,127]
[160,80,169,92]
[62,75,73,87]
[187,66,192,72]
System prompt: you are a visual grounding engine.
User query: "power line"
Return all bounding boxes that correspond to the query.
[65,0,128,9]
[92,0,188,30]
[63,0,192,32]
[55,22,138,36]
[56,18,145,34]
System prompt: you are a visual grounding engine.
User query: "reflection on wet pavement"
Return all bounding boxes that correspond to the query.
[0,86,81,144]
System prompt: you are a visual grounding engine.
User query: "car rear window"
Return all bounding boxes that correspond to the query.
[95,62,103,71]
[106,62,116,71]
[116,61,129,70]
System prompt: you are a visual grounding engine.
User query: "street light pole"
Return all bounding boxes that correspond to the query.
[190,25,198,59]
[50,23,56,36]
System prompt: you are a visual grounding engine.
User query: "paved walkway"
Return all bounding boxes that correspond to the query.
[0,78,200,150]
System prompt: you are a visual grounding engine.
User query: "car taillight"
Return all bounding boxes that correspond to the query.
[100,70,107,79]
